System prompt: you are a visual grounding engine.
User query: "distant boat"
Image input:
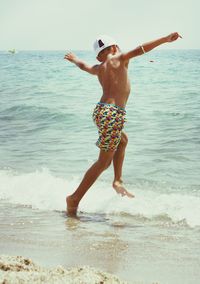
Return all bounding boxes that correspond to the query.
[8,49,17,54]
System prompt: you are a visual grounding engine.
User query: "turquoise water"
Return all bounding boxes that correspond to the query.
[1,51,200,180]
[0,49,200,283]
[1,50,199,182]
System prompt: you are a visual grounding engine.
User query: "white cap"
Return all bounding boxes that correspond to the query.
[93,35,117,56]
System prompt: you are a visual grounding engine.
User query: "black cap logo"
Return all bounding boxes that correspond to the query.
[98,39,104,48]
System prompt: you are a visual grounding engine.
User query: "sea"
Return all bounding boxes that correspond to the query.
[0,49,200,284]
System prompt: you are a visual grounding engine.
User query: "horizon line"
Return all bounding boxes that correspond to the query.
[1,48,200,52]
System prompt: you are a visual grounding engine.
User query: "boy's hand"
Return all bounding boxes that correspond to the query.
[64,52,77,63]
[166,32,182,42]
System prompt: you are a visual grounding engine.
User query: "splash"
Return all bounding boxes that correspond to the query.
[0,168,200,227]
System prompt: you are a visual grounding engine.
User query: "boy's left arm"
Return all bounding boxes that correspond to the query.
[64,52,99,75]
[121,32,182,61]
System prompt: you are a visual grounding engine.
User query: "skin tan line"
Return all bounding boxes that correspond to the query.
[64,32,182,216]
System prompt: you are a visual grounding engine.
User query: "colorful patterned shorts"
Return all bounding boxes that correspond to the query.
[92,102,126,152]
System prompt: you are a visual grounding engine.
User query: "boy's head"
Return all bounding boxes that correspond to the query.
[93,35,119,62]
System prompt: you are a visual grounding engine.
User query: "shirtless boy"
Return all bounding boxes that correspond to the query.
[64,32,181,216]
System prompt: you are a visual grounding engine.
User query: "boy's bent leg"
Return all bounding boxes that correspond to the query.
[67,149,115,216]
[113,132,128,182]
[113,132,134,198]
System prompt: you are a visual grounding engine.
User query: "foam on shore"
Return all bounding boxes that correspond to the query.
[0,168,200,227]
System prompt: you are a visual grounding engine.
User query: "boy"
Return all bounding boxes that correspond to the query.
[64,32,181,216]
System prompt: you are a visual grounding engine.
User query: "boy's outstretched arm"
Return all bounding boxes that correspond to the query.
[121,32,182,61]
[64,52,99,75]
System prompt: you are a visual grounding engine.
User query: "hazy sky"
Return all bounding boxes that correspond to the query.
[0,0,199,50]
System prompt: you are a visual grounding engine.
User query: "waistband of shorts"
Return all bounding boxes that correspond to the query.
[96,102,126,111]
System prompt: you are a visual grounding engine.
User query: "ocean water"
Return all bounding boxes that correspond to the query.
[0,49,200,283]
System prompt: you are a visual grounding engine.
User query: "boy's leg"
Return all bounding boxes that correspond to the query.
[66,149,115,216]
[113,131,134,198]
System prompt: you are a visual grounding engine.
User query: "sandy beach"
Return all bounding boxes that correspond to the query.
[0,255,130,284]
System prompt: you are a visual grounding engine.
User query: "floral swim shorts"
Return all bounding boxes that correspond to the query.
[92,102,126,152]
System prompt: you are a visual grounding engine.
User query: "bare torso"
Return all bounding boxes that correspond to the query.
[97,54,130,108]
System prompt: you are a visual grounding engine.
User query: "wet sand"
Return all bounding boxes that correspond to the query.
[1,202,200,284]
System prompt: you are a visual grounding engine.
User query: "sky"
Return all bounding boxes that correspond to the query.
[0,0,199,50]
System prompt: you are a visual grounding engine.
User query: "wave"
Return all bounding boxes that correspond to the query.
[0,168,199,228]
[0,105,75,123]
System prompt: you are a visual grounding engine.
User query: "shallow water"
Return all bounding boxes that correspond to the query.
[0,201,200,284]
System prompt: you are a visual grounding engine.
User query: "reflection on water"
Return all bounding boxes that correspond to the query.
[65,212,129,275]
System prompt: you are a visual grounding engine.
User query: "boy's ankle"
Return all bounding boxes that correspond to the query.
[68,194,79,204]
[113,179,123,184]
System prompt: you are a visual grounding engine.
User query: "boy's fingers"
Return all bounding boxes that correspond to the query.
[64,51,71,57]
[64,55,70,60]
[64,53,72,59]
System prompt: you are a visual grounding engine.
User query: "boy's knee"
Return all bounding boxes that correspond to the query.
[98,158,112,171]
[121,133,128,147]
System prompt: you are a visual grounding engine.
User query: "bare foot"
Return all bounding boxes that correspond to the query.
[66,195,79,216]
[113,180,134,198]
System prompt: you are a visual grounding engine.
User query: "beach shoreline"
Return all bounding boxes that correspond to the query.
[0,200,200,284]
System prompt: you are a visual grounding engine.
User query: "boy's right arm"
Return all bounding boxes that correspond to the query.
[121,32,182,61]
[64,52,99,75]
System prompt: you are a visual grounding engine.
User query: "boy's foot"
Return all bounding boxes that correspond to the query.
[113,180,134,198]
[66,196,79,216]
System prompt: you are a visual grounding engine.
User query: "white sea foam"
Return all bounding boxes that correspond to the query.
[0,169,200,227]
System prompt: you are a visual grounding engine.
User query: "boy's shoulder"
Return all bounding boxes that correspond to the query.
[107,52,129,67]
